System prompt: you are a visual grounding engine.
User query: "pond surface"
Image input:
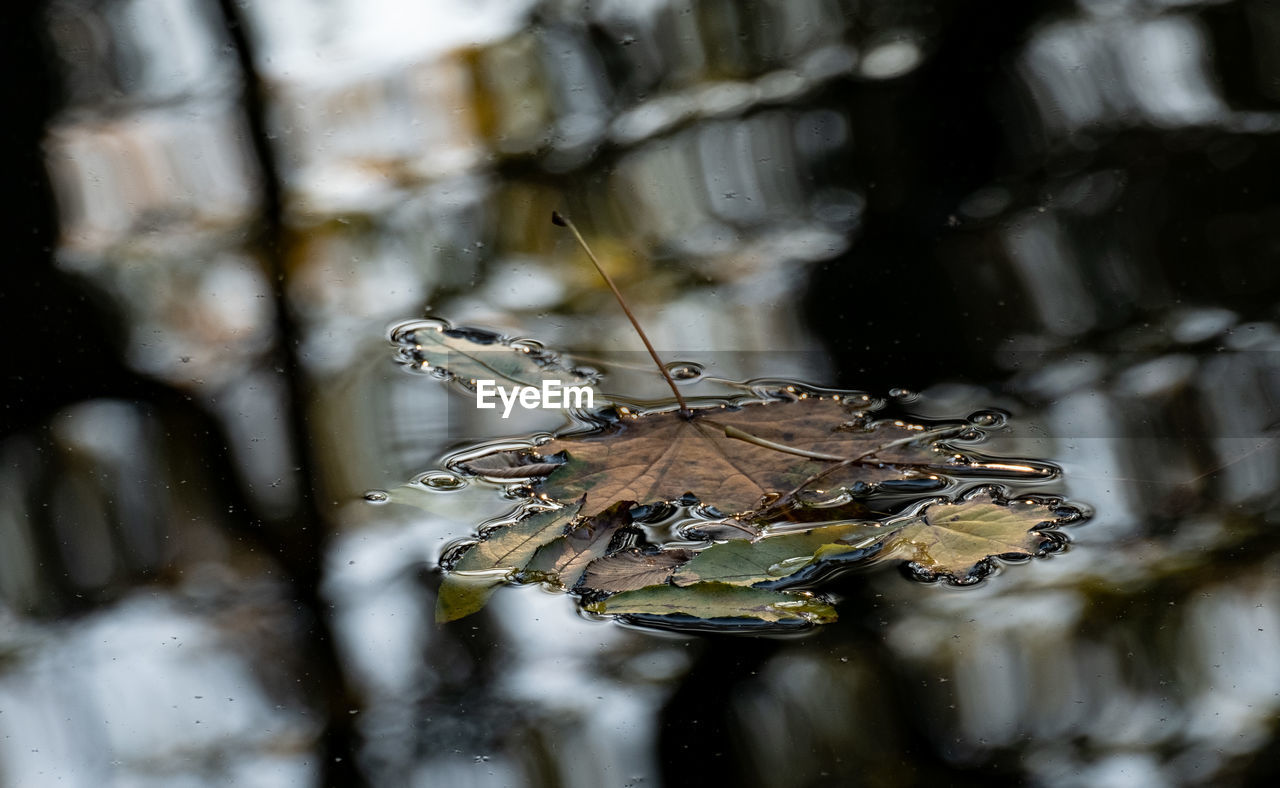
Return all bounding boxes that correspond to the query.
[2,1,1280,786]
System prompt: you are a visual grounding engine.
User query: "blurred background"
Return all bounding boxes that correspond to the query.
[2,0,1280,785]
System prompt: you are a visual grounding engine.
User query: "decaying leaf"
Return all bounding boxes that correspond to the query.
[436,500,583,622]
[491,397,1052,517]
[870,487,1081,581]
[401,319,1088,632]
[526,501,641,588]
[671,522,884,587]
[585,582,838,624]
[392,318,598,394]
[579,547,696,593]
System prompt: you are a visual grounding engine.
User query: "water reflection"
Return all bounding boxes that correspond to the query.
[6,0,1280,784]
[0,593,316,786]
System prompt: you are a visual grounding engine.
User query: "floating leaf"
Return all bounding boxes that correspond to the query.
[580,547,696,593]
[436,500,583,622]
[484,397,1050,517]
[398,318,1088,633]
[871,487,1080,581]
[392,318,598,394]
[526,501,640,588]
[671,522,885,587]
[585,582,837,624]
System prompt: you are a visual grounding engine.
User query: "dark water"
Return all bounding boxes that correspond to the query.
[2,1,1280,786]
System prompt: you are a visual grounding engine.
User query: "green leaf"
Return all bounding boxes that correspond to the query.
[585,582,837,624]
[392,318,598,395]
[871,487,1079,581]
[671,522,885,587]
[526,501,639,588]
[436,500,583,622]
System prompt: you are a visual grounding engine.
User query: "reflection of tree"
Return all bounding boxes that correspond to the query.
[1,1,364,783]
[210,1,367,784]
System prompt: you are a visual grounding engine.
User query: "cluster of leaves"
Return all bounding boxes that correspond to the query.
[392,320,1087,629]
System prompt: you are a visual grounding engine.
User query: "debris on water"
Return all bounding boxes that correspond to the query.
[417,472,467,491]
[666,361,705,381]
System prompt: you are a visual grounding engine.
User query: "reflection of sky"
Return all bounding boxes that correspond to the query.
[241,0,538,83]
[0,595,315,786]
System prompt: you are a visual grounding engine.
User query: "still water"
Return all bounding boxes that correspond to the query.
[3,0,1280,786]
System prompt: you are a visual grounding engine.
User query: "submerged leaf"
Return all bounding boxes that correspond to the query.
[436,500,583,622]
[392,318,597,395]
[672,522,884,587]
[526,501,640,588]
[872,487,1080,581]
[585,582,837,624]
[580,547,696,593]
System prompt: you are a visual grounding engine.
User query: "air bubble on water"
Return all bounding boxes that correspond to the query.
[418,472,466,491]
[889,387,918,402]
[665,361,705,382]
[363,490,390,504]
[389,317,449,345]
[967,409,1008,429]
[795,489,852,508]
[509,338,547,354]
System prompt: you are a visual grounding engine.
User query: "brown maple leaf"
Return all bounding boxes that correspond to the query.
[469,396,1052,517]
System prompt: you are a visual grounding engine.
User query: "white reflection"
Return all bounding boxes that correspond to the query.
[328,526,435,697]
[0,595,314,786]
[1183,581,1280,748]
[241,0,536,83]
[119,251,274,386]
[47,99,258,258]
[859,36,923,80]
[1020,15,1226,138]
[49,0,233,106]
[110,0,232,99]
[491,585,662,788]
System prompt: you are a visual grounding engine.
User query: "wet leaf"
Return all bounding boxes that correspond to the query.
[871,487,1080,581]
[392,318,597,394]
[580,547,696,593]
[671,522,885,587]
[585,582,837,624]
[436,500,583,622]
[402,321,1087,633]
[526,501,640,588]
[505,396,1034,516]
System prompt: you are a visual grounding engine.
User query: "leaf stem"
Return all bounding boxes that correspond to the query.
[789,424,968,489]
[553,211,691,417]
[733,423,968,519]
[721,425,848,461]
